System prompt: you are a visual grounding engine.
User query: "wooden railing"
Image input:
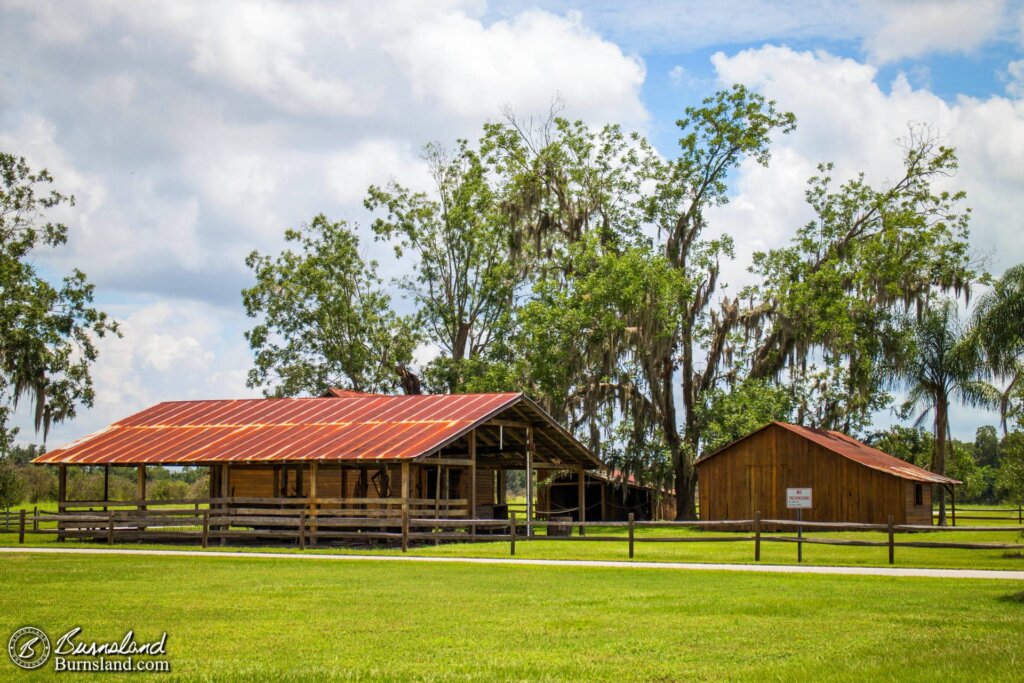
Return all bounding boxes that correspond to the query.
[11,501,1024,566]
[935,505,1023,525]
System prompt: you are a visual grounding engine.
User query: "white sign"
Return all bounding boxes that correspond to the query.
[786,488,812,509]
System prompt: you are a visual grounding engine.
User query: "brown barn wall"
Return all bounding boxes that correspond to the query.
[696,424,913,525]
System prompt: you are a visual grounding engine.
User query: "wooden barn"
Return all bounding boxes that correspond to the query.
[537,470,676,521]
[695,422,960,525]
[34,391,601,530]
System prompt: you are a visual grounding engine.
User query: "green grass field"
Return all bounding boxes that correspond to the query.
[1,551,1022,681]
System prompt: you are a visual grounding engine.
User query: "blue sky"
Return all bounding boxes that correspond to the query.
[2,0,1022,447]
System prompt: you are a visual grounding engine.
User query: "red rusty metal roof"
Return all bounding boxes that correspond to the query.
[35,392,598,466]
[697,422,960,485]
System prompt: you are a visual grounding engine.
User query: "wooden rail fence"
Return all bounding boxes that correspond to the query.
[11,499,1024,565]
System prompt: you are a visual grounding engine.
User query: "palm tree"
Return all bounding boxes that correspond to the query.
[973,263,1024,432]
[896,299,998,525]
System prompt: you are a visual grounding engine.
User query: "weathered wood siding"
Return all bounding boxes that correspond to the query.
[697,424,914,525]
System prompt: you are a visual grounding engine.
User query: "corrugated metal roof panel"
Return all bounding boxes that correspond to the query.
[34,393,544,465]
[776,423,961,484]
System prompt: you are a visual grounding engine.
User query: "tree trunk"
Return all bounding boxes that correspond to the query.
[675,464,698,521]
[934,397,948,526]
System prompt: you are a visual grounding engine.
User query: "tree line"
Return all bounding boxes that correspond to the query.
[242,87,1022,519]
[0,86,1021,520]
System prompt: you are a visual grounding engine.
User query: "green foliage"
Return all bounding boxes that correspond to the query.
[975,425,1000,468]
[367,141,520,391]
[893,300,997,519]
[998,430,1024,505]
[0,152,119,441]
[699,379,794,454]
[0,457,23,511]
[242,214,418,396]
[973,263,1024,429]
[748,128,977,430]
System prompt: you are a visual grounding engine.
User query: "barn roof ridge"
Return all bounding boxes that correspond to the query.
[696,421,960,485]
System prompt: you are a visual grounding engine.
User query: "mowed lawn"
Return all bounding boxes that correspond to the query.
[1,552,1023,681]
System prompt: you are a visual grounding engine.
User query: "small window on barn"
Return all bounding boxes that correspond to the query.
[914,483,923,507]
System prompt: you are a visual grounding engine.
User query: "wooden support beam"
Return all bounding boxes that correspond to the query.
[420,457,474,467]
[137,465,146,503]
[219,463,229,546]
[578,468,586,536]
[401,461,410,552]
[526,426,534,537]
[58,465,67,505]
[469,429,477,528]
[102,465,110,507]
[488,419,534,429]
[309,461,318,546]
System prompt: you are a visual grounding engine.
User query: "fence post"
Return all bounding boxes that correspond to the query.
[33,506,38,532]
[887,514,895,565]
[298,510,306,550]
[4,508,8,532]
[107,512,114,545]
[796,508,803,563]
[628,513,635,560]
[19,509,26,544]
[510,512,517,556]
[201,510,209,549]
[1019,504,1022,525]
[401,507,409,552]
[754,511,761,562]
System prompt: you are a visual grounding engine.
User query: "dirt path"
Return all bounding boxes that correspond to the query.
[3,546,1023,580]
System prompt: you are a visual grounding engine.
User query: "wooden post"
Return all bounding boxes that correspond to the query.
[103,465,110,511]
[526,426,534,537]
[600,482,607,521]
[298,509,306,550]
[19,509,25,544]
[1019,503,1022,525]
[888,514,895,565]
[309,461,318,546]
[434,463,442,520]
[137,464,147,533]
[797,508,803,563]
[628,512,635,559]
[401,461,410,552]
[469,430,477,537]
[33,506,38,532]
[577,468,586,537]
[57,464,67,541]
[58,465,67,507]
[107,512,114,545]
[949,486,956,527]
[219,463,229,546]
[201,510,209,549]
[137,464,146,502]
[754,511,761,562]
[510,511,517,556]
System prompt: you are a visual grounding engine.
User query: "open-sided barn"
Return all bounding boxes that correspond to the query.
[695,422,960,525]
[34,391,601,533]
[537,470,676,521]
